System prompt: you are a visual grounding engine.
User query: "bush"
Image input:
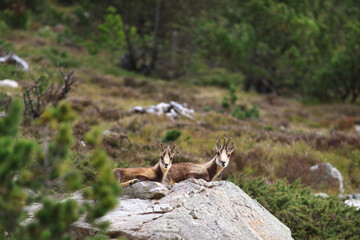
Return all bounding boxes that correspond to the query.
[162,129,182,142]
[193,68,244,88]
[0,100,121,239]
[2,7,30,29]
[0,64,24,81]
[221,98,230,108]
[231,176,360,240]
[229,84,238,104]
[232,105,259,120]
[44,48,80,68]
[23,70,76,120]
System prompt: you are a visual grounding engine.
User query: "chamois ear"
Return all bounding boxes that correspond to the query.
[216,138,222,151]
[227,141,235,154]
[158,143,165,153]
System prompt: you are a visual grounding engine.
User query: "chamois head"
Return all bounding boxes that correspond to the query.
[158,144,176,172]
[215,137,235,168]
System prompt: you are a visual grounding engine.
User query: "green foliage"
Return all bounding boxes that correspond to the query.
[221,98,230,108]
[162,129,182,142]
[194,68,244,88]
[232,105,259,120]
[96,6,126,55]
[0,20,8,34]
[0,100,36,237]
[0,98,22,136]
[43,48,80,68]
[202,106,212,112]
[229,84,238,104]
[83,128,122,224]
[264,125,275,131]
[0,64,25,81]
[197,0,360,102]
[0,100,121,239]
[2,8,30,29]
[232,176,360,240]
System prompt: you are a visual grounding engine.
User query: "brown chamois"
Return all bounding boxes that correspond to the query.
[113,144,176,187]
[167,137,235,184]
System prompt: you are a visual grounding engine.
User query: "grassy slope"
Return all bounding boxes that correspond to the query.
[2,22,360,195]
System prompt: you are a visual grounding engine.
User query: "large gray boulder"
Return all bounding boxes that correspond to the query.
[72,179,292,240]
[26,179,293,240]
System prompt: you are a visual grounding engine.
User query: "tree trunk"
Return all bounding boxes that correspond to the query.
[149,0,161,72]
[121,18,138,71]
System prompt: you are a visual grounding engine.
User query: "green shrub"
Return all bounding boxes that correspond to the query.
[221,99,230,108]
[232,105,259,120]
[229,84,238,104]
[0,64,25,80]
[0,100,121,239]
[2,8,30,29]
[264,125,275,131]
[0,20,8,35]
[194,68,244,88]
[162,129,182,142]
[43,48,80,68]
[231,176,360,240]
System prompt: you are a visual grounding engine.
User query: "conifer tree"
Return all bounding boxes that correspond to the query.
[0,100,121,240]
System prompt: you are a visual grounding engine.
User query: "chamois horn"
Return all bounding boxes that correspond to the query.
[159,143,165,152]
[225,137,232,148]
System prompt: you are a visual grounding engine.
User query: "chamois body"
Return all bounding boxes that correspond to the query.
[113,144,176,187]
[167,137,235,184]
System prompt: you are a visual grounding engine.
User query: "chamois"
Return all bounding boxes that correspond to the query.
[113,144,176,187]
[167,137,235,184]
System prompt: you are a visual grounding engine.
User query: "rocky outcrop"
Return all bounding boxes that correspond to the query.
[26,179,293,240]
[81,179,292,239]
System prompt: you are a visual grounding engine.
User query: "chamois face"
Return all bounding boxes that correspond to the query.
[215,137,235,168]
[158,144,176,172]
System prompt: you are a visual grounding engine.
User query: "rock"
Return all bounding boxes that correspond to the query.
[339,194,353,200]
[25,179,293,240]
[131,101,195,120]
[0,54,29,71]
[310,162,344,193]
[122,181,169,199]
[314,192,329,198]
[0,79,19,88]
[344,199,360,210]
[131,106,145,113]
[352,193,360,200]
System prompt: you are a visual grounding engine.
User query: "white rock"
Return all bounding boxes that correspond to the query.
[314,192,329,198]
[131,106,145,113]
[355,125,360,132]
[0,79,19,88]
[131,101,195,120]
[79,141,86,147]
[0,54,29,71]
[344,199,360,210]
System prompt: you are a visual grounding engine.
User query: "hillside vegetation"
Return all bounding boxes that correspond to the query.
[0,1,360,239]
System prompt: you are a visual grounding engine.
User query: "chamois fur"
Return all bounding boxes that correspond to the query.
[167,137,235,184]
[113,144,176,187]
